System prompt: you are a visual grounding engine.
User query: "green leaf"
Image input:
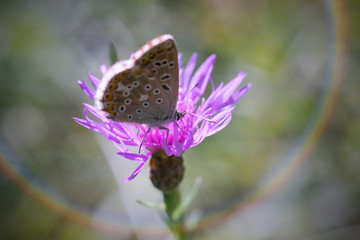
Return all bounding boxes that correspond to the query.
[136,199,165,210]
[109,41,118,65]
[172,177,203,221]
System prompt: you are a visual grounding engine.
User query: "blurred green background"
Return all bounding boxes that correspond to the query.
[0,0,359,239]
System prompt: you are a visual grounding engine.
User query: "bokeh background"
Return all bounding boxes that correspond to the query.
[0,0,359,239]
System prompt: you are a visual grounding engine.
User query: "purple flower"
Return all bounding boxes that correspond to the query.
[74,53,251,182]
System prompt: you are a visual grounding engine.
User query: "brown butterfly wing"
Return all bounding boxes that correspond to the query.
[94,35,179,127]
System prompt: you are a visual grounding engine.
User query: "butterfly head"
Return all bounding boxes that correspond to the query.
[176,111,185,121]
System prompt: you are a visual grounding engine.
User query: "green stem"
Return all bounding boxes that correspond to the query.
[163,189,187,240]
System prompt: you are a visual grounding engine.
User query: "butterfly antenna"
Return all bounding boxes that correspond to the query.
[178,83,215,123]
[174,120,187,135]
[187,112,216,123]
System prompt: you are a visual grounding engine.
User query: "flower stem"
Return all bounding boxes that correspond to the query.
[163,189,187,240]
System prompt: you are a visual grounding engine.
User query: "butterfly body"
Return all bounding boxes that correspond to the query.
[94,34,181,129]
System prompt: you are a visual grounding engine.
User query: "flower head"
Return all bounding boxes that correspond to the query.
[74,53,251,182]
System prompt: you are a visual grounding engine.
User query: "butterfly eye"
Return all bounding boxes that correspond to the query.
[132,81,139,87]
[156,98,163,104]
[119,105,126,112]
[161,84,170,92]
[143,102,150,108]
[144,84,151,91]
[160,74,171,81]
[153,88,160,95]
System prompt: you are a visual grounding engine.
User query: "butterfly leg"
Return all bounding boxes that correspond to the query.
[175,121,187,135]
[139,127,152,153]
[158,126,170,144]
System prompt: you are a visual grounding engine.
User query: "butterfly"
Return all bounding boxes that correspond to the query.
[94,34,185,150]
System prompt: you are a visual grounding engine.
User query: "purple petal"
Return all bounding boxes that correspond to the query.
[161,138,171,156]
[229,83,252,105]
[117,152,149,163]
[207,109,234,136]
[112,141,130,153]
[180,53,197,93]
[189,54,216,103]
[183,132,194,151]
[178,52,183,75]
[172,122,184,156]
[215,83,251,110]
[73,117,96,130]
[219,72,247,102]
[78,79,95,99]
[100,64,109,76]
[88,72,100,89]
[192,119,211,145]
[121,161,146,182]
[84,104,107,122]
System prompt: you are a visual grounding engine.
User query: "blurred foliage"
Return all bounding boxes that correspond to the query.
[0,0,359,239]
